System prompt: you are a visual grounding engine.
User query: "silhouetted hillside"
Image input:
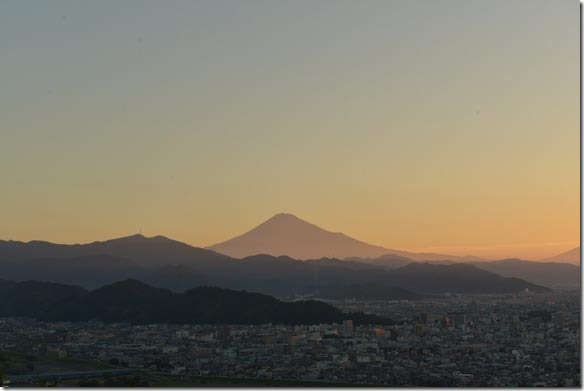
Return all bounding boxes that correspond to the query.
[0,251,551,297]
[386,263,551,294]
[0,279,391,325]
[0,255,145,289]
[0,278,17,291]
[44,279,177,323]
[346,255,577,290]
[471,259,580,290]
[0,234,230,267]
[0,280,86,318]
[345,253,416,269]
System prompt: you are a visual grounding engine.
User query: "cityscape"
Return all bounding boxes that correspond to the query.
[1,291,579,387]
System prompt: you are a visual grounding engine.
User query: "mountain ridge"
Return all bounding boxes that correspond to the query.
[540,247,580,265]
[0,234,230,267]
[208,213,487,261]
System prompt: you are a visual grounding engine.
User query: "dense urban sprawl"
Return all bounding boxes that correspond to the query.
[1,291,579,387]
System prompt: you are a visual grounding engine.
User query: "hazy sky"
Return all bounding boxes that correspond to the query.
[0,0,579,260]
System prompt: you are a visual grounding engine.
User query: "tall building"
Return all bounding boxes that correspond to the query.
[342,320,354,338]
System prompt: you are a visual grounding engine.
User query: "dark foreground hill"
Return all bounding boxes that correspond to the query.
[0,279,391,325]
[0,280,86,318]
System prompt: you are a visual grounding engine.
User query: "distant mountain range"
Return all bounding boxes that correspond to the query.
[0,279,391,325]
[207,213,485,261]
[0,214,577,299]
[0,234,552,297]
[0,234,230,267]
[347,255,580,290]
[470,259,580,290]
[540,247,580,265]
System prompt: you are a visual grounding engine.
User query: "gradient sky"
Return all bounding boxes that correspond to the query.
[0,0,579,260]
